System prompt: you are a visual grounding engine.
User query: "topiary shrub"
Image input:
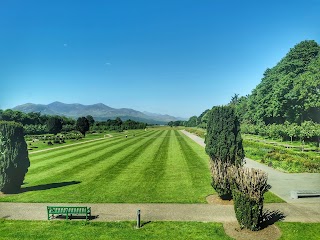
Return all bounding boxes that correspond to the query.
[205,106,245,199]
[0,121,30,193]
[229,167,270,230]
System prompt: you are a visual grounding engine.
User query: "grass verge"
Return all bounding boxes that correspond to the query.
[0,220,232,240]
[0,220,319,240]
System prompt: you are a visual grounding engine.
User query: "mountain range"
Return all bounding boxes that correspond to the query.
[12,101,186,124]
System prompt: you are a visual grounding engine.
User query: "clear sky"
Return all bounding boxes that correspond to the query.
[1,0,319,118]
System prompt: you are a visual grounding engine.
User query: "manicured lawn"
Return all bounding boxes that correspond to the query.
[0,129,213,203]
[277,222,320,240]
[0,220,232,240]
[0,220,319,240]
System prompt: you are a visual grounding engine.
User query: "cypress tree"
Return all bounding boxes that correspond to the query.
[205,106,244,165]
[205,106,244,198]
[0,121,30,193]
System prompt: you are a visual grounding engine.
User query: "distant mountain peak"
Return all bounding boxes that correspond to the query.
[12,101,184,124]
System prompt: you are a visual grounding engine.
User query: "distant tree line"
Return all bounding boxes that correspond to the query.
[0,109,147,136]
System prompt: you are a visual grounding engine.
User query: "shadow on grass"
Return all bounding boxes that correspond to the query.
[141,221,152,227]
[259,209,286,229]
[55,214,99,221]
[20,181,81,193]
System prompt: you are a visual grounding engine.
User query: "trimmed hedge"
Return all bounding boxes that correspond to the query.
[232,189,263,230]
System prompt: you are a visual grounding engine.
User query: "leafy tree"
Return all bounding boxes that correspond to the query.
[46,116,62,135]
[168,121,174,127]
[86,115,95,127]
[0,121,30,193]
[185,116,198,127]
[76,117,90,137]
[205,106,244,198]
[241,40,320,125]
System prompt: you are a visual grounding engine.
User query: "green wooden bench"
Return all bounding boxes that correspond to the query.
[47,206,91,221]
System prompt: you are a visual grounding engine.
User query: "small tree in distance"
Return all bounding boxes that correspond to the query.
[76,117,90,137]
[46,116,62,135]
[86,115,95,128]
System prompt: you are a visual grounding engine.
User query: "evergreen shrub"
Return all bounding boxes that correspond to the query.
[205,106,245,198]
[229,167,270,230]
[0,121,30,193]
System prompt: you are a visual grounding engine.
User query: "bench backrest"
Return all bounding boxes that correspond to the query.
[47,206,90,214]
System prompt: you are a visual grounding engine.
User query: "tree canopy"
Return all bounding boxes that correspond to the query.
[76,117,90,137]
[239,40,320,125]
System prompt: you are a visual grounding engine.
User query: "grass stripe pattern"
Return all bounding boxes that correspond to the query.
[0,129,213,203]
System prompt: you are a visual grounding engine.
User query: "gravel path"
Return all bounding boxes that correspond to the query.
[180,129,320,204]
[0,202,319,222]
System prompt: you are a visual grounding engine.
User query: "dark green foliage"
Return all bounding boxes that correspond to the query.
[46,117,63,135]
[205,106,244,198]
[86,115,95,127]
[232,189,263,231]
[76,117,90,137]
[205,106,245,166]
[197,109,210,128]
[238,40,320,125]
[94,118,147,131]
[167,120,185,127]
[184,116,198,127]
[0,121,30,193]
[0,110,76,135]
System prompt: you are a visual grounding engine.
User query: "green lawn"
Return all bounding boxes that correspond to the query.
[277,222,320,240]
[0,220,232,240]
[0,220,319,240]
[1,129,214,203]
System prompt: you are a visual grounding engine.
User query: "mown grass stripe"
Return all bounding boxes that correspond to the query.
[30,130,150,161]
[29,138,125,174]
[77,131,167,201]
[29,130,158,169]
[87,130,166,183]
[126,130,171,200]
[30,130,158,165]
[174,130,210,190]
[25,130,162,184]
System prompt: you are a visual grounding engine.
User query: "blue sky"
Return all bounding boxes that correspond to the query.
[1,0,319,118]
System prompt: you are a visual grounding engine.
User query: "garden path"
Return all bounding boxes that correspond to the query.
[180,130,320,204]
[0,202,319,222]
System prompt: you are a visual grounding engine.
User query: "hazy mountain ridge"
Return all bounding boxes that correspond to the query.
[13,101,185,124]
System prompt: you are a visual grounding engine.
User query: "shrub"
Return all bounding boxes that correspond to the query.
[209,160,232,199]
[0,121,30,193]
[47,141,53,145]
[205,106,245,199]
[229,167,270,230]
